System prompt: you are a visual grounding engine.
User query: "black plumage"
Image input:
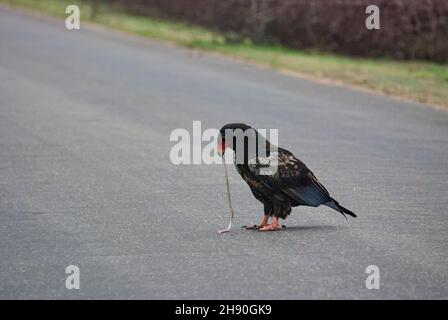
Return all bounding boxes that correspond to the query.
[218,123,356,230]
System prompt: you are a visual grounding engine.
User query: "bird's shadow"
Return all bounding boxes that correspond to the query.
[280,225,343,233]
[238,224,344,234]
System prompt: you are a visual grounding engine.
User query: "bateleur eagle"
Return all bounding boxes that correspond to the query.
[218,123,356,231]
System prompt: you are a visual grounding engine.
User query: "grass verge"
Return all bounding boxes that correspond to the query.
[2,0,447,109]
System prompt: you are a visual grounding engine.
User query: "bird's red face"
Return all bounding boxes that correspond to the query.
[218,123,251,157]
[217,139,228,157]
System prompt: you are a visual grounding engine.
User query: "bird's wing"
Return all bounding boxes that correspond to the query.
[247,148,331,207]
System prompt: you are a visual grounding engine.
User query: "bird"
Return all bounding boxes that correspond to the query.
[217,123,356,231]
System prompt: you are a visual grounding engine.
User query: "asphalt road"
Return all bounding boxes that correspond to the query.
[0,6,447,299]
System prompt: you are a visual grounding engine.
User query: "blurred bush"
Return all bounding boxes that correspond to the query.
[106,0,448,62]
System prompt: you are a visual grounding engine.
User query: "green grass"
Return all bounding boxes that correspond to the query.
[2,0,448,108]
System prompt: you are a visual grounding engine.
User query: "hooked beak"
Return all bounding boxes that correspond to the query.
[217,141,227,157]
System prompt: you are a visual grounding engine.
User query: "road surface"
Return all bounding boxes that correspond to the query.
[0,6,447,299]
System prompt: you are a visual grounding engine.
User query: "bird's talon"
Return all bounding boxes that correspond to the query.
[259,224,283,231]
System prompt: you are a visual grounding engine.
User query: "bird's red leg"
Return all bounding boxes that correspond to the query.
[243,214,270,230]
[259,216,283,231]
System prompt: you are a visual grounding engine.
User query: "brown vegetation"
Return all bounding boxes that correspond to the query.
[107,0,448,62]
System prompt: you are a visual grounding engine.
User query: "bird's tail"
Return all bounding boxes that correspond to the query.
[325,198,357,219]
